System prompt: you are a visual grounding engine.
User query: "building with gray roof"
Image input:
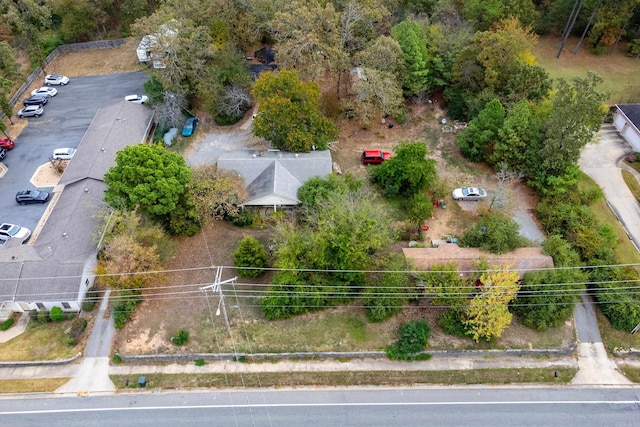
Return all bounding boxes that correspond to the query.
[0,101,154,321]
[217,149,333,210]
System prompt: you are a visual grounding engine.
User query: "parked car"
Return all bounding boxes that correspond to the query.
[23,94,48,106]
[0,148,6,160]
[361,149,391,165]
[452,187,487,201]
[182,117,198,137]
[15,189,50,205]
[163,127,178,146]
[52,147,76,160]
[31,87,57,97]
[125,94,149,104]
[44,74,70,86]
[18,105,44,118]
[0,223,31,244]
[0,138,14,150]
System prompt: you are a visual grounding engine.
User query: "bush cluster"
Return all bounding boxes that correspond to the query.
[386,320,432,361]
[0,318,14,331]
[172,329,189,345]
[113,292,142,329]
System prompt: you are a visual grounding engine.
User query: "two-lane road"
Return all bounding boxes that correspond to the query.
[0,387,638,426]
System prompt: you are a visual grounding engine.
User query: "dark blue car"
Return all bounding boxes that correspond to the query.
[182,117,198,137]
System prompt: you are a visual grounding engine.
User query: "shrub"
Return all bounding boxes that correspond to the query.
[386,320,431,360]
[68,317,88,345]
[437,309,469,337]
[195,359,206,366]
[82,288,100,312]
[0,318,14,331]
[405,192,434,226]
[37,311,50,323]
[234,235,269,278]
[226,209,254,227]
[458,212,526,254]
[50,306,65,322]
[113,292,142,329]
[172,329,189,345]
[167,201,201,236]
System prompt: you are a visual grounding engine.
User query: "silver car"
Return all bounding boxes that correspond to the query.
[18,104,44,118]
[452,187,487,201]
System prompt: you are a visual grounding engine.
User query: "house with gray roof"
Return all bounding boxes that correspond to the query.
[614,104,640,150]
[0,101,154,321]
[217,149,333,210]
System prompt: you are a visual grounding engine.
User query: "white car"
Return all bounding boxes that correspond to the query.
[17,104,44,118]
[31,86,57,97]
[44,74,70,86]
[452,187,487,201]
[52,147,76,160]
[0,223,32,244]
[125,94,149,104]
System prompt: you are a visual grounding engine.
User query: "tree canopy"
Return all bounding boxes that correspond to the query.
[252,70,339,152]
[370,141,437,197]
[104,144,192,218]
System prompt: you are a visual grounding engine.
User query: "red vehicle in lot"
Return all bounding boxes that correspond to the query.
[0,138,14,150]
[361,149,391,165]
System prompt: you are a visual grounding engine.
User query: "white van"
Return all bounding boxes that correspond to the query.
[52,147,76,160]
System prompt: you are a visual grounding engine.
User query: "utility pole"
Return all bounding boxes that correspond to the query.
[200,267,237,338]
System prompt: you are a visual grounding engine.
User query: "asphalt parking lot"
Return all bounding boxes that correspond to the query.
[0,71,148,236]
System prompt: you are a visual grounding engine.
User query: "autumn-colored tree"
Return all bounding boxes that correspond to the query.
[464,268,520,342]
[188,164,248,224]
[96,234,162,290]
[343,67,404,128]
[252,70,339,152]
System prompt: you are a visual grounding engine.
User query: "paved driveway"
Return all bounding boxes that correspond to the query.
[0,72,148,234]
[579,124,640,249]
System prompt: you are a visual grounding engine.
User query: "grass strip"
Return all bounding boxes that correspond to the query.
[0,378,71,393]
[619,366,640,383]
[111,368,576,390]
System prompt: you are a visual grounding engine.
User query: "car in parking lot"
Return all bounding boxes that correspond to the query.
[125,94,149,104]
[0,138,14,149]
[0,223,31,244]
[181,117,198,137]
[18,104,44,118]
[23,94,49,106]
[15,189,50,205]
[452,187,487,201]
[52,147,76,160]
[31,87,57,97]
[44,74,70,86]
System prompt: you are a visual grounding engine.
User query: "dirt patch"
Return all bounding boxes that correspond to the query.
[30,162,64,187]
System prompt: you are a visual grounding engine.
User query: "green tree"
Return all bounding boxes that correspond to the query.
[261,186,394,319]
[464,268,520,341]
[188,164,248,225]
[297,174,362,211]
[234,235,269,278]
[491,99,541,170]
[352,35,404,80]
[391,17,431,96]
[252,70,339,152]
[422,263,472,307]
[370,141,437,197]
[0,41,21,81]
[363,254,412,322]
[533,72,608,190]
[405,192,434,226]
[455,98,505,162]
[386,320,431,360]
[458,212,527,254]
[54,0,97,42]
[104,144,192,219]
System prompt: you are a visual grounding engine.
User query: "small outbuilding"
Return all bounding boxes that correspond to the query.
[613,104,640,151]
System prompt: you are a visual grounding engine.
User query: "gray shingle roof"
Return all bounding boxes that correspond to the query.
[0,100,154,308]
[217,149,332,206]
[617,104,640,131]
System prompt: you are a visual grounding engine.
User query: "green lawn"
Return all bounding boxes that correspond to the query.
[534,36,640,105]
